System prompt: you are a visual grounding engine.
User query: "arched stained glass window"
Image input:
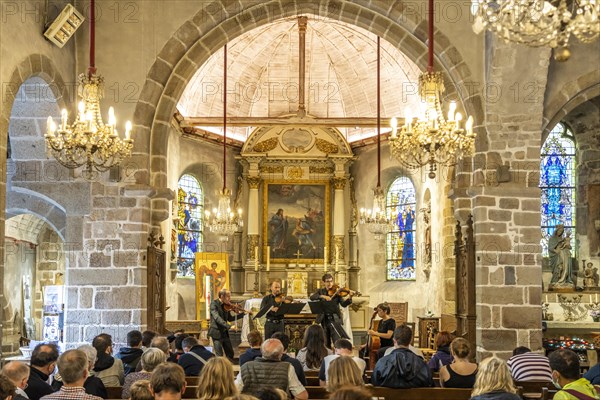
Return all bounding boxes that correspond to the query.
[540,123,576,256]
[386,177,416,280]
[177,174,204,277]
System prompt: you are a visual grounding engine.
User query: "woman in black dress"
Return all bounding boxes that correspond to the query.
[359,303,396,361]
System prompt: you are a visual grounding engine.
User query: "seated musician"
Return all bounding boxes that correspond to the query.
[309,273,353,347]
[260,280,286,340]
[359,303,396,362]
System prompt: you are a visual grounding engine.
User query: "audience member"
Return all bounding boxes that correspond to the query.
[239,331,263,367]
[122,348,166,399]
[40,349,102,400]
[254,387,286,400]
[172,334,189,362]
[583,354,600,385]
[235,338,308,399]
[440,337,478,388]
[223,395,259,400]
[372,324,433,388]
[270,332,307,386]
[127,380,153,400]
[92,334,124,387]
[319,339,366,386]
[25,343,59,400]
[1,361,29,400]
[149,364,186,400]
[549,349,599,400]
[116,330,144,376]
[50,345,107,399]
[295,325,333,371]
[328,386,373,400]
[177,336,215,376]
[382,324,424,359]
[0,375,16,400]
[506,346,552,382]
[326,356,365,393]
[427,331,454,372]
[470,357,520,400]
[196,357,238,400]
[150,337,176,363]
[141,331,157,349]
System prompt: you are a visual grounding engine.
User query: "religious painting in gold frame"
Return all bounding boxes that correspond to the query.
[195,252,229,320]
[263,181,330,264]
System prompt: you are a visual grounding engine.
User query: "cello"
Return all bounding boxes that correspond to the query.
[364,310,381,369]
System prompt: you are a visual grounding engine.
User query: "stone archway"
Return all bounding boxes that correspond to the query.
[132,0,481,226]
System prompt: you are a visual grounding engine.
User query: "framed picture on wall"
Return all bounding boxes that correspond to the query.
[263,181,330,264]
[195,252,229,320]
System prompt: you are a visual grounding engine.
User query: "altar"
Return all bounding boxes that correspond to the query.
[241,298,353,350]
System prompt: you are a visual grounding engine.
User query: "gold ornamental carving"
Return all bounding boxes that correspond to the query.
[247,235,260,259]
[315,138,339,154]
[247,176,261,189]
[309,166,334,174]
[333,236,345,261]
[332,178,346,190]
[260,165,284,174]
[286,166,304,180]
[253,137,279,153]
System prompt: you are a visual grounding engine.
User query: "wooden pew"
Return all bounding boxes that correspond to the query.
[515,381,554,400]
[105,385,199,400]
[185,376,200,386]
[105,386,122,399]
[305,386,473,400]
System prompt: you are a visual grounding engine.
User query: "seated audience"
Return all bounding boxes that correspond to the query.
[507,346,552,382]
[319,339,366,386]
[549,349,599,400]
[428,331,454,372]
[50,345,107,399]
[382,324,424,359]
[1,361,30,400]
[149,364,186,400]
[141,331,157,350]
[26,343,59,400]
[440,337,478,388]
[326,356,365,393]
[240,331,263,367]
[0,375,16,400]
[254,387,287,400]
[295,325,333,371]
[92,334,124,387]
[235,338,308,399]
[150,337,176,363]
[270,332,307,386]
[583,355,600,385]
[177,336,215,376]
[128,380,153,400]
[122,348,166,399]
[372,324,433,388]
[196,357,238,400]
[40,349,102,400]
[116,330,144,376]
[224,395,259,400]
[328,386,373,400]
[172,334,189,362]
[470,357,520,400]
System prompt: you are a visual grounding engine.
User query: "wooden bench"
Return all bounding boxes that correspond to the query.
[105,385,199,399]
[515,381,556,400]
[305,386,473,400]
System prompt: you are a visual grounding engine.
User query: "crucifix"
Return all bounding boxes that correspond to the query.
[294,249,302,268]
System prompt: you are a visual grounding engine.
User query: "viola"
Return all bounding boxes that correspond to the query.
[224,302,250,314]
[326,284,362,298]
[274,293,294,304]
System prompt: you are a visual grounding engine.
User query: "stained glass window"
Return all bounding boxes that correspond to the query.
[540,123,576,256]
[177,174,204,277]
[386,176,416,280]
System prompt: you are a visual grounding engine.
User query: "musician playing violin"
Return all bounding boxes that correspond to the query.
[309,273,353,347]
[260,280,286,339]
[208,289,246,360]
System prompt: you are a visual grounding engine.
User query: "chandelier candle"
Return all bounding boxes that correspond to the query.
[254,246,259,272]
[266,246,270,272]
[324,246,328,272]
[335,246,339,272]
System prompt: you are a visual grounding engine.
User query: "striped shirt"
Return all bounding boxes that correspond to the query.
[507,352,552,382]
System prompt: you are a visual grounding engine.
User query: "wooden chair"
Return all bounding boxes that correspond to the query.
[105,386,122,399]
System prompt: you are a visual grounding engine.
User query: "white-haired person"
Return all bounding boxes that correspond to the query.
[122,348,166,399]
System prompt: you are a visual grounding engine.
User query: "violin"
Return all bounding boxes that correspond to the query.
[326,284,361,298]
[274,293,294,304]
[224,302,250,314]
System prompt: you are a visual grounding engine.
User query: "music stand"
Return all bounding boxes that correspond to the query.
[307,300,339,316]
[253,302,306,319]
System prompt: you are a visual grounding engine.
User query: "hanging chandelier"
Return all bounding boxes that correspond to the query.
[471,0,600,61]
[389,0,476,179]
[359,36,393,240]
[45,0,133,180]
[204,45,243,241]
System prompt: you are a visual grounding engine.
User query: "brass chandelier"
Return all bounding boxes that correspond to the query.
[45,0,133,180]
[204,45,243,241]
[472,0,600,61]
[389,0,475,179]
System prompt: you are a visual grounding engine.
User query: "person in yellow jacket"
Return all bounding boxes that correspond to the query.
[549,349,599,400]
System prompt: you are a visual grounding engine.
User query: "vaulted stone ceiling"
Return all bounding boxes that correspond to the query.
[177,16,422,143]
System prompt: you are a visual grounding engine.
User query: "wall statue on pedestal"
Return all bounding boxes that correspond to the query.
[549,224,575,290]
[583,261,599,288]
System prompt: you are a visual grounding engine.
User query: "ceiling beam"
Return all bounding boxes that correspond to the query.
[180,116,402,128]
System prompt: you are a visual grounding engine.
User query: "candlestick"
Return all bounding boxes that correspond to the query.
[335,245,339,272]
[545,294,548,304]
[323,246,328,272]
[266,246,270,272]
[205,275,211,319]
[282,279,286,291]
[596,293,598,303]
[254,246,259,272]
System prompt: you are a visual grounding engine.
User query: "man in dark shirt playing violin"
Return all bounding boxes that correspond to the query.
[309,273,353,348]
[260,280,286,340]
[208,289,246,361]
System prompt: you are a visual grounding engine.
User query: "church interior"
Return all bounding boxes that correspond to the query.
[1,0,599,366]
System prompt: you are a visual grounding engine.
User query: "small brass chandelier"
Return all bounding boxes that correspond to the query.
[45,0,133,180]
[359,36,393,240]
[204,45,243,241]
[389,0,475,179]
[472,0,600,61]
